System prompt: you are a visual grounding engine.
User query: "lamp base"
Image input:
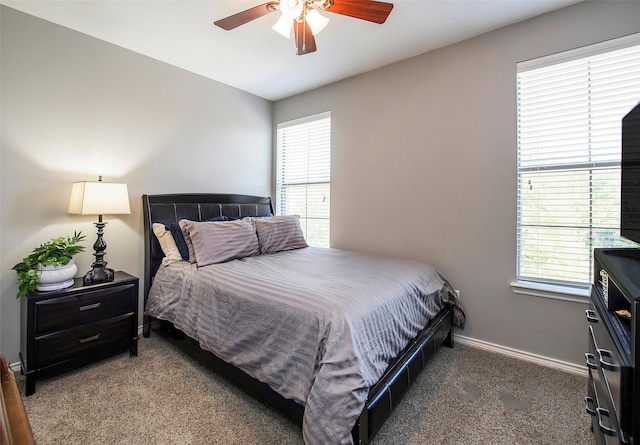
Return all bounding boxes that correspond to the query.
[83,265,115,285]
[83,217,115,285]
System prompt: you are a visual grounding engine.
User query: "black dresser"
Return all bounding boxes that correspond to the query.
[586,249,639,444]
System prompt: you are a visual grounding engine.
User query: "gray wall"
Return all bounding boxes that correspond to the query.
[273,1,640,366]
[0,6,273,363]
[3,1,640,368]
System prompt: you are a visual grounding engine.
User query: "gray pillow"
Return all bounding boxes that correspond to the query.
[254,215,308,254]
[179,219,260,266]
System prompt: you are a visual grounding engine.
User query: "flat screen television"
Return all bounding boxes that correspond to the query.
[621,100,640,244]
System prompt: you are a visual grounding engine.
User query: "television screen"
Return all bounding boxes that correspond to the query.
[621,100,640,244]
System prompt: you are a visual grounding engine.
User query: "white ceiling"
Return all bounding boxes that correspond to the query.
[2,0,581,101]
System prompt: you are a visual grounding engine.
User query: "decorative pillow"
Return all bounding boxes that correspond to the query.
[167,222,189,260]
[179,219,260,266]
[178,219,199,263]
[253,215,308,254]
[152,223,183,265]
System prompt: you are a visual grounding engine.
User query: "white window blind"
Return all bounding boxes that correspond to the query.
[517,34,640,288]
[276,112,331,247]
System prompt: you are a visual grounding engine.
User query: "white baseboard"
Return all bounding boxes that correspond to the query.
[9,329,586,377]
[455,334,587,376]
[9,361,21,374]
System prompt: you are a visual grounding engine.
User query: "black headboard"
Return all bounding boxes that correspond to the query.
[142,193,273,307]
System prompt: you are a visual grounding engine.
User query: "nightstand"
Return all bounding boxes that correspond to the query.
[20,271,139,396]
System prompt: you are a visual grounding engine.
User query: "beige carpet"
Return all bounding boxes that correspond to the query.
[18,335,595,445]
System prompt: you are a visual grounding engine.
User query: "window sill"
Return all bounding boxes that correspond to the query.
[510,280,589,304]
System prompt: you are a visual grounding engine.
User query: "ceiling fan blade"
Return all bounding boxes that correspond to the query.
[214,2,277,31]
[325,0,394,24]
[294,20,317,55]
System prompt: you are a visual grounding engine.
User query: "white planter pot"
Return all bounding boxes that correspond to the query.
[36,258,77,291]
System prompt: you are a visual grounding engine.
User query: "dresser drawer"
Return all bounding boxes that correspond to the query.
[34,283,136,335]
[587,369,612,445]
[588,326,626,444]
[588,298,634,438]
[35,313,134,369]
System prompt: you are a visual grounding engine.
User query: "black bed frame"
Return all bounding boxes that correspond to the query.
[142,193,455,445]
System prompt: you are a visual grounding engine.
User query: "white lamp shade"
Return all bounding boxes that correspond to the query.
[272,15,293,38]
[280,0,303,20]
[306,9,329,36]
[68,181,131,215]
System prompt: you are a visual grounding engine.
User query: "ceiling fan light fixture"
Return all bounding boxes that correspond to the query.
[279,0,304,20]
[272,15,293,38]
[305,9,329,36]
[214,0,393,56]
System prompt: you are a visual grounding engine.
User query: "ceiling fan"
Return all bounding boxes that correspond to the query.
[214,0,394,56]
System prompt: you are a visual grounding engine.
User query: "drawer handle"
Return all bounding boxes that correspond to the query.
[79,334,101,344]
[584,396,596,416]
[597,349,620,371]
[585,310,599,323]
[596,407,617,437]
[584,353,597,370]
[79,302,102,311]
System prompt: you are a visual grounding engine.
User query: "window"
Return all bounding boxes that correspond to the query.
[516,34,640,291]
[276,112,331,247]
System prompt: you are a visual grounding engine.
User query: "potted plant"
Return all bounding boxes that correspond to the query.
[12,231,86,298]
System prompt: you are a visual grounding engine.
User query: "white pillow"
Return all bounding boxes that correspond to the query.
[152,223,183,265]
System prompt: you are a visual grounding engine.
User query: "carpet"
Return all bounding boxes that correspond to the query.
[18,335,595,444]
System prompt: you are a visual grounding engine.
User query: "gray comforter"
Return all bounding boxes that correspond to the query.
[145,247,464,445]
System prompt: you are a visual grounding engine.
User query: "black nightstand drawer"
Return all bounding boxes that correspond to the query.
[36,313,134,369]
[35,283,136,335]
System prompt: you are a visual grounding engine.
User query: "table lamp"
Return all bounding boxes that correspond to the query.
[68,176,131,284]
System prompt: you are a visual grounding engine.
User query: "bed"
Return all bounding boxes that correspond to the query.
[142,193,465,445]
